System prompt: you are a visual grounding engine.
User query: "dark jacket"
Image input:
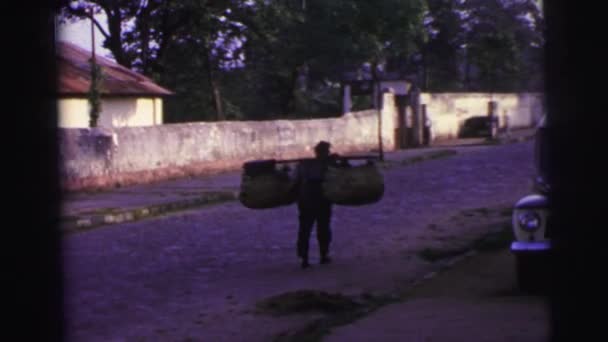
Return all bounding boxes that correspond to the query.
[294,158,335,206]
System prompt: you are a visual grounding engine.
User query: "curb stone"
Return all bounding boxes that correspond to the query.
[61,190,239,234]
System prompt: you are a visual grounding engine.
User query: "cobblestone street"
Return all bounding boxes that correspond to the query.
[63,141,535,341]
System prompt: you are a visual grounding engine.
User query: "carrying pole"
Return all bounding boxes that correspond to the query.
[273,155,380,164]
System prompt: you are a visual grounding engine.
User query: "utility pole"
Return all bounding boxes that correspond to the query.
[372,61,384,161]
[90,6,95,64]
[88,5,102,127]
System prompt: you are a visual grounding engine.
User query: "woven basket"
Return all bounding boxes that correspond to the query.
[323,163,384,206]
[239,166,297,209]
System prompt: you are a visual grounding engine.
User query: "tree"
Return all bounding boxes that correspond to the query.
[460,0,544,91]
[419,0,465,91]
[59,0,546,122]
[60,1,193,75]
[59,0,245,121]
[415,0,543,92]
[237,0,427,118]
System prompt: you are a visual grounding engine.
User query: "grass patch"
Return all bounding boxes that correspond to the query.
[417,222,513,262]
[273,309,371,342]
[426,149,459,160]
[256,290,362,316]
[460,207,492,217]
[470,223,513,251]
[484,138,502,145]
[417,246,471,262]
[379,149,458,170]
[500,207,513,217]
[78,207,122,216]
[270,292,399,342]
[400,150,457,166]
[401,155,425,165]
[474,207,490,215]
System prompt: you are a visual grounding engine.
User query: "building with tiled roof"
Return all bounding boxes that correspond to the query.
[57,41,173,128]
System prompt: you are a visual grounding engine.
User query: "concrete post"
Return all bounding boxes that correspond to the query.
[422,104,431,146]
[342,84,352,115]
[487,100,499,139]
[410,88,423,146]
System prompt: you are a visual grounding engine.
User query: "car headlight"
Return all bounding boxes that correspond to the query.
[518,211,541,232]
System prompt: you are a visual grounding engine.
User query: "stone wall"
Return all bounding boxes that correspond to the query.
[59,94,397,191]
[59,92,542,191]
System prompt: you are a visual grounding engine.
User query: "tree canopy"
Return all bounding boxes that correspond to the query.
[59,0,544,122]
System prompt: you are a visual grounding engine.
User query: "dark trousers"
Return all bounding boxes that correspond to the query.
[297,203,332,260]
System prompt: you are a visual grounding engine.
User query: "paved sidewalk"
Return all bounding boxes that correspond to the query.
[60,128,535,233]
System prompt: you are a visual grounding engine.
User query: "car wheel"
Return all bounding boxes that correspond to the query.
[515,254,548,294]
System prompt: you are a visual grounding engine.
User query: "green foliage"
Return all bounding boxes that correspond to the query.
[461,0,544,91]
[87,60,103,127]
[60,0,544,123]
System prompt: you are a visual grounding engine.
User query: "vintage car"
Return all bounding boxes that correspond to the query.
[459,115,494,138]
[511,114,551,291]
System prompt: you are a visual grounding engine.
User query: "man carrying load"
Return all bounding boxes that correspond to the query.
[293,141,339,269]
[238,141,383,269]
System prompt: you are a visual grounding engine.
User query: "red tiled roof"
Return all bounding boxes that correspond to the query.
[57,41,173,97]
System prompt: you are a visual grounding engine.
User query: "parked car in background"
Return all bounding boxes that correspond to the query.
[459,114,499,139]
[459,116,492,138]
[510,114,551,292]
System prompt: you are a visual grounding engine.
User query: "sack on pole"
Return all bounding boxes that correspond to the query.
[239,160,297,209]
[323,162,384,206]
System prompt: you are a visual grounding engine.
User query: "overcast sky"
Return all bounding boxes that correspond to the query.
[56,12,245,69]
[57,13,114,60]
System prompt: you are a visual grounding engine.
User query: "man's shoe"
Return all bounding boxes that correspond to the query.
[301,260,310,269]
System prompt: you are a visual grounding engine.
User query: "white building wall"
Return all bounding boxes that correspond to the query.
[57,97,164,128]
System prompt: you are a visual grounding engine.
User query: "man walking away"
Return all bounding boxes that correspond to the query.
[294,141,337,269]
